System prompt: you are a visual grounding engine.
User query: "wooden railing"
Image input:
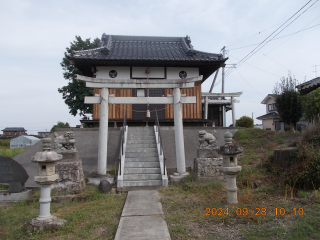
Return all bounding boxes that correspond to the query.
[155,109,166,175]
[118,109,127,176]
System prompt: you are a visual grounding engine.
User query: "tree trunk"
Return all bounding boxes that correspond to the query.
[290,122,295,133]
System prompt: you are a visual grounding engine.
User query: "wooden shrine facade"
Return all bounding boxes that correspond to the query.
[92,81,202,120]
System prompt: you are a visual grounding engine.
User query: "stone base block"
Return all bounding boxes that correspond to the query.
[194,158,225,182]
[0,189,32,201]
[59,151,78,162]
[197,148,220,158]
[53,159,85,194]
[23,216,67,233]
[170,172,189,182]
[273,147,298,168]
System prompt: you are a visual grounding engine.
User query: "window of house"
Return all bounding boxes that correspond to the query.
[268,104,277,111]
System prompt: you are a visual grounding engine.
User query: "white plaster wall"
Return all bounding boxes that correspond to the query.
[96,66,130,79]
[265,97,276,113]
[263,119,275,131]
[132,67,165,78]
[166,67,199,79]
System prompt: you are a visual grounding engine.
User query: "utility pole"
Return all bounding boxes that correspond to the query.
[221,46,226,127]
[312,65,320,77]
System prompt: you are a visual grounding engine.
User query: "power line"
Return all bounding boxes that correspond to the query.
[234,67,262,96]
[263,55,304,79]
[228,23,320,51]
[266,13,320,54]
[226,21,283,47]
[225,0,317,78]
[229,54,282,77]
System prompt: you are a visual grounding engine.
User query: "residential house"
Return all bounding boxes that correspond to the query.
[256,94,287,131]
[1,127,27,136]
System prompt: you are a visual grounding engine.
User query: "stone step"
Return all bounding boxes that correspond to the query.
[128,131,154,135]
[127,140,156,144]
[126,148,157,153]
[126,144,157,148]
[128,130,154,133]
[124,168,161,174]
[125,162,160,168]
[125,152,158,158]
[125,157,159,162]
[123,180,162,187]
[123,174,162,181]
[127,136,156,140]
[128,127,154,130]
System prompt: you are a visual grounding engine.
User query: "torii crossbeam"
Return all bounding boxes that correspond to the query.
[77,74,203,177]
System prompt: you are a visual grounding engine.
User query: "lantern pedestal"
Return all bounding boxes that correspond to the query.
[218,130,243,204]
[24,137,67,232]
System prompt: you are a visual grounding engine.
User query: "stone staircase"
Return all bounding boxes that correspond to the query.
[123,127,162,187]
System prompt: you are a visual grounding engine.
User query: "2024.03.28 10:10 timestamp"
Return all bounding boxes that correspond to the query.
[205,208,304,216]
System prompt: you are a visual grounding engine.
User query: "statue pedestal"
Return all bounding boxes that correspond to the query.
[193,148,224,182]
[51,151,86,194]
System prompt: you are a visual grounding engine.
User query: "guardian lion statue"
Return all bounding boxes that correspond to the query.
[198,130,218,148]
[53,131,76,152]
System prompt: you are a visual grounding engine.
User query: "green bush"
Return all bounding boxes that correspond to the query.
[50,121,70,132]
[236,116,254,128]
[298,191,308,198]
[0,139,10,147]
[286,125,320,188]
[234,129,250,140]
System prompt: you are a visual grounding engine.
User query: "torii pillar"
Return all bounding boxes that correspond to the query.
[97,87,109,175]
[173,88,187,176]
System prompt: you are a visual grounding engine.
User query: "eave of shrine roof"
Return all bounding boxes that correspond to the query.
[67,34,225,63]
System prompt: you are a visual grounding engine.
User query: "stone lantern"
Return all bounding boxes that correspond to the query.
[219,130,243,204]
[25,136,66,231]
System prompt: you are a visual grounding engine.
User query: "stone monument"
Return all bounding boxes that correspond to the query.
[219,130,243,204]
[0,156,32,201]
[193,130,224,182]
[24,136,67,232]
[51,132,85,194]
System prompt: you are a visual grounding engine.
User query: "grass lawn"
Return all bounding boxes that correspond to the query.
[0,185,126,239]
[0,148,25,157]
[159,128,320,240]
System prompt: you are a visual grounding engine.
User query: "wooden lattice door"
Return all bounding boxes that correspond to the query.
[132,89,165,120]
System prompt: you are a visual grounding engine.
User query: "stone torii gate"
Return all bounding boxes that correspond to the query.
[77,74,203,178]
[202,92,242,127]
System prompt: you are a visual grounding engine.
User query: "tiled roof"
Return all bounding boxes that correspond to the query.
[296,77,320,95]
[256,112,280,120]
[67,34,224,63]
[2,127,26,131]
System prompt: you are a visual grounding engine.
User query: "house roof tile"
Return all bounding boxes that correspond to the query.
[296,77,320,95]
[68,34,224,62]
[1,127,26,132]
[256,112,280,120]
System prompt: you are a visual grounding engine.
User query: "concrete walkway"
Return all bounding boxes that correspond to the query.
[115,190,171,240]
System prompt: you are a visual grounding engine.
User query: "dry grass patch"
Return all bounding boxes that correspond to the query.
[159,129,320,239]
[0,185,126,240]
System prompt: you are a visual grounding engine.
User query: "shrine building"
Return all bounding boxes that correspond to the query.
[66,34,233,127]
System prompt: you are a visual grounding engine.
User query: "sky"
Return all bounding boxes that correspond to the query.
[0,0,319,135]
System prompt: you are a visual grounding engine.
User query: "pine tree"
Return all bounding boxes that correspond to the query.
[58,36,100,117]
